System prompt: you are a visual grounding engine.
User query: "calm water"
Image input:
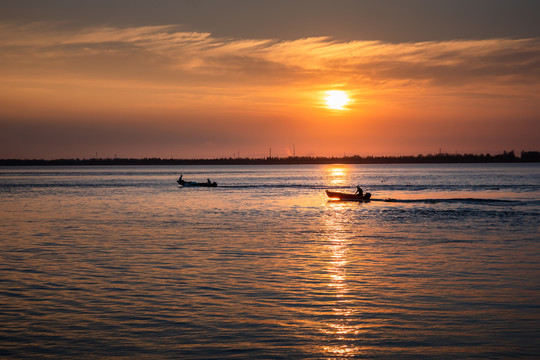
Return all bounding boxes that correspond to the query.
[1,164,539,359]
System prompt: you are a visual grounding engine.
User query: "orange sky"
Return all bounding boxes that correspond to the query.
[1,1,539,159]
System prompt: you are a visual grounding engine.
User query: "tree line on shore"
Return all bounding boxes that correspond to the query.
[1,150,539,166]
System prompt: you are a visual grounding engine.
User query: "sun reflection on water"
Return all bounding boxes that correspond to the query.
[318,210,364,357]
[327,165,349,187]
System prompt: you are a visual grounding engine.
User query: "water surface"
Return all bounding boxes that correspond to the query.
[1,164,539,359]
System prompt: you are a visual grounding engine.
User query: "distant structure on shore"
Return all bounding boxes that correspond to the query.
[2,151,539,166]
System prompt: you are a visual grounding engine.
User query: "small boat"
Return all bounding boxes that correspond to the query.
[177,179,217,187]
[326,190,371,201]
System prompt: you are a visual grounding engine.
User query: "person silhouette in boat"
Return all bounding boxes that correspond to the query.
[355,185,363,196]
[207,178,212,184]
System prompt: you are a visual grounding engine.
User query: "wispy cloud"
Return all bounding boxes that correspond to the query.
[2,22,539,90]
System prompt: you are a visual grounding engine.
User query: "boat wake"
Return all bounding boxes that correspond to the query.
[216,184,530,206]
[377,198,519,205]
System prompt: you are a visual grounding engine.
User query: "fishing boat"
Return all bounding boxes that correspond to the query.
[177,179,217,187]
[326,190,371,201]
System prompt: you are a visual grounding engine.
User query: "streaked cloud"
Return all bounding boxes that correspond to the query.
[2,22,539,86]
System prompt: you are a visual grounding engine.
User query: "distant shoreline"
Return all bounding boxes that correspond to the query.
[1,151,539,166]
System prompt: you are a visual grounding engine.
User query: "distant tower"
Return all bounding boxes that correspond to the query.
[293,144,295,157]
[269,147,272,158]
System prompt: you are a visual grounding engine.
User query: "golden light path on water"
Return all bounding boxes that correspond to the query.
[322,214,360,357]
[328,167,348,186]
[320,166,363,357]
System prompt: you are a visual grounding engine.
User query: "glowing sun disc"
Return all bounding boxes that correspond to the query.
[325,90,350,110]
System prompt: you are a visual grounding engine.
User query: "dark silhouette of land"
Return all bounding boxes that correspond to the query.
[1,151,539,166]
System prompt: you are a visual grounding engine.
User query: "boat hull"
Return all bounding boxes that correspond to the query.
[326,190,371,201]
[178,180,217,187]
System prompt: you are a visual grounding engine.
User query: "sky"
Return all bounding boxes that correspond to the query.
[1,0,539,159]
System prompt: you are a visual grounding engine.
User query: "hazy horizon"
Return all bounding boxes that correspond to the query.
[2,150,536,161]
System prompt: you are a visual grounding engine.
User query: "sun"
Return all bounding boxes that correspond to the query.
[324,90,350,110]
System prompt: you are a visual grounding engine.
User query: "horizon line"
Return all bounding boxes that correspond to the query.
[1,150,539,165]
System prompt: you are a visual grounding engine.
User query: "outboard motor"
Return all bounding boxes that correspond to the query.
[364,192,371,200]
